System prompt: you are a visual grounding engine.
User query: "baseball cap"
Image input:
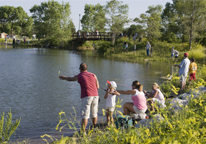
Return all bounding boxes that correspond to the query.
[184,53,189,57]
[107,81,117,90]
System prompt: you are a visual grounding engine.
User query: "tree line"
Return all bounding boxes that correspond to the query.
[81,0,206,49]
[0,0,206,49]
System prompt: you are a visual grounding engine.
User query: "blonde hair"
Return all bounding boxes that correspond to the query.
[153,83,160,89]
[137,84,143,92]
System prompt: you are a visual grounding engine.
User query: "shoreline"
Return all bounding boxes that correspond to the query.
[0,44,205,143]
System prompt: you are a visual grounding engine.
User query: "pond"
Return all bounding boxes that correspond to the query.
[0,45,175,142]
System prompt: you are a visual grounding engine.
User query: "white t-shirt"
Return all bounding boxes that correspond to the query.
[106,90,116,108]
[179,58,190,76]
[146,44,151,50]
[153,89,165,103]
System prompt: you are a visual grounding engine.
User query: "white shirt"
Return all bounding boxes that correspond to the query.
[179,58,190,76]
[175,51,179,56]
[106,90,116,108]
[153,89,165,103]
[146,44,151,50]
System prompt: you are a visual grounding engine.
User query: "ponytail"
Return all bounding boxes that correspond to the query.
[132,81,140,89]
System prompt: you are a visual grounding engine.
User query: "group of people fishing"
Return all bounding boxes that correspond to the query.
[59,50,197,132]
[59,63,166,131]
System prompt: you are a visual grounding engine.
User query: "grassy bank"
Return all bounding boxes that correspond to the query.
[94,37,205,64]
[48,80,206,143]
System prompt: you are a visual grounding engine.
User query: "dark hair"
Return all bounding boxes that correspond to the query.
[137,84,143,92]
[132,81,140,89]
[191,57,195,62]
[79,63,87,71]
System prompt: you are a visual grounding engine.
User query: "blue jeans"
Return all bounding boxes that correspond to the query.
[147,49,150,56]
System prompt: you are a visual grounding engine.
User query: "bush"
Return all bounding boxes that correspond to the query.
[82,41,93,48]
[97,41,113,54]
[0,110,21,143]
[188,45,205,62]
[197,65,206,80]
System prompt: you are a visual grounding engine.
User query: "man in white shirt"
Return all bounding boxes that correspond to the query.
[174,53,190,93]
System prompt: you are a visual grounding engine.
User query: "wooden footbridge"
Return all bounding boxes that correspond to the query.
[72,32,113,41]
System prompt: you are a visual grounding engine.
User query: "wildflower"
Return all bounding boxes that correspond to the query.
[116,104,122,108]
[59,111,65,116]
[102,109,106,116]
[145,129,150,136]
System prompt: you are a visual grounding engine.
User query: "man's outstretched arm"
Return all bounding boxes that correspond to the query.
[59,75,78,81]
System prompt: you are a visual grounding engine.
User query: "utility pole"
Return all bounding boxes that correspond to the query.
[79,14,81,31]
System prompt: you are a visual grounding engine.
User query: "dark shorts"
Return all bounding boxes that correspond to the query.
[189,73,196,81]
[171,54,174,57]
[175,56,178,58]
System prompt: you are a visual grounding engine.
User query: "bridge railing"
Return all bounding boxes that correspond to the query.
[72,32,113,41]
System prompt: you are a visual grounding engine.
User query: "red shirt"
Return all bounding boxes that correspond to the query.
[77,71,98,98]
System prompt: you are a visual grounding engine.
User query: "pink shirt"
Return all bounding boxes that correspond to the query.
[131,89,147,110]
[77,71,98,99]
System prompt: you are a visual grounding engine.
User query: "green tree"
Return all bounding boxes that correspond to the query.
[68,20,76,34]
[161,2,180,43]
[125,24,143,39]
[174,0,206,49]
[81,4,106,32]
[105,0,129,44]
[0,6,32,36]
[30,0,72,44]
[134,5,163,43]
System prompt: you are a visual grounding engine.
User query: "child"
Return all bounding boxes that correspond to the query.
[171,47,174,60]
[189,57,197,87]
[174,50,179,59]
[144,83,166,111]
[126,43,128,52]
[134,44,136,51]
[104,81,120,127]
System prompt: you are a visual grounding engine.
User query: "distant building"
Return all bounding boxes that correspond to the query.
[0,32,8,38]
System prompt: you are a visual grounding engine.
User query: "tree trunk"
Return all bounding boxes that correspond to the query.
[189,29,192,50]
[189,0,196,50]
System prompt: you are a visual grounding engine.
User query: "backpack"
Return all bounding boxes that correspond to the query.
[115,115,133,129]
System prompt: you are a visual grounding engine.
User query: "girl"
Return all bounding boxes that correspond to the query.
[104,81,120,126]
[144,83,166,111]
[117,81,147,115]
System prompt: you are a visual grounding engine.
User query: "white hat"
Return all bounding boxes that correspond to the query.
[107,81,117,90]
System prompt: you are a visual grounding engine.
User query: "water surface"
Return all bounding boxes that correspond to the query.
[0,46,172,142]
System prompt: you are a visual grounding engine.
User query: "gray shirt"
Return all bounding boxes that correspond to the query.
[179,58,190,76]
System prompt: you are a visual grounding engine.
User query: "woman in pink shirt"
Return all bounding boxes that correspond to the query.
[117,81,147,115]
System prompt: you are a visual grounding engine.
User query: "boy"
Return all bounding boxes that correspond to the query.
[189,57,197,87]
[104,81,120,127]
[174,50,179,58]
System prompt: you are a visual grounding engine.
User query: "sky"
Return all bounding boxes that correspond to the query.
[1,0,173,30]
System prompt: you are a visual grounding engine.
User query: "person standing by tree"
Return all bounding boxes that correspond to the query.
[59,63,99,133]
[146,42,151,56]
[174,53,190,93]
[5,35,7,44]
[126,43,128,52]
